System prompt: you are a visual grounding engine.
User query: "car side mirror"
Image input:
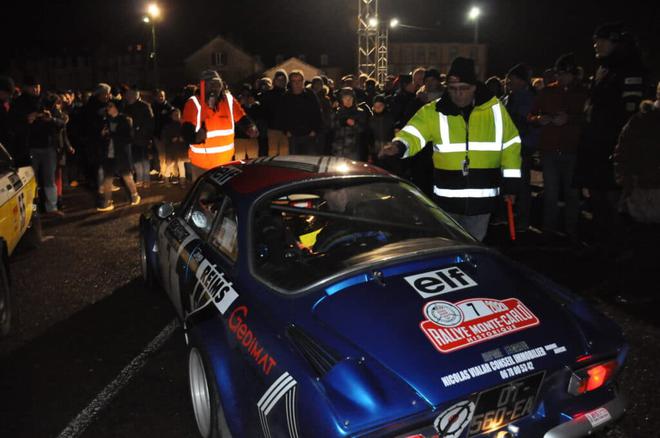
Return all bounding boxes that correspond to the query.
[156,202,175,219]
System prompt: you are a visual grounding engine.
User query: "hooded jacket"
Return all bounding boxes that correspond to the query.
[394,84,521,215]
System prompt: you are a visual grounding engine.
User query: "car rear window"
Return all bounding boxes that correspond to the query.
[251,179,472,292]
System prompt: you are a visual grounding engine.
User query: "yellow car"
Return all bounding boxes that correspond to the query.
[0,144,37,336]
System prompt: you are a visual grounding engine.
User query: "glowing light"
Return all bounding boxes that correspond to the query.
[142,16,150,23]
[368,17,378,28]
[147,3,161,19]
[390,18,399,28]
[468,6,481,20]
[336,163,350,173]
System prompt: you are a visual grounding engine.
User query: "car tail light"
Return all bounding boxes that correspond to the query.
[568,359,618,396]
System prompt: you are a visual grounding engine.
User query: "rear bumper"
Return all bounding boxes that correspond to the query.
[543,394,626,438]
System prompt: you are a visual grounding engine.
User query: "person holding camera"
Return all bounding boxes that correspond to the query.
[181,70,258,181]
[9,76,64,217]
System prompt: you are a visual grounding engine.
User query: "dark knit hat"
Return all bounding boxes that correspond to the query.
[593,22,625,41]
[447,57,477,84]
[373,94,386,104]
[554,53,579,75]
[424,68,441,81]
[507,63,532,82]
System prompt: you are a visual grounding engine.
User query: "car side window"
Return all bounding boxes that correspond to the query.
[210,197,238,262]
[184,180,224,241]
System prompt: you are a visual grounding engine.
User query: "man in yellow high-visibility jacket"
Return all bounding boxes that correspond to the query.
[381,57,522,241]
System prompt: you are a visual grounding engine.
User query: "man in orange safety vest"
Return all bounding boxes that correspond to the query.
[182,69,258,180]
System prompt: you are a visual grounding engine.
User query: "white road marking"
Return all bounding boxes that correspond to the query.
[56,319,178,438]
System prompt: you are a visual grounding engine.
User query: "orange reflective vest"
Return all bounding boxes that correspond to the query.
[182,91,246,169]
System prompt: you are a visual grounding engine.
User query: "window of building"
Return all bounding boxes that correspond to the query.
[211,52,227,67]
[320,54,329,66]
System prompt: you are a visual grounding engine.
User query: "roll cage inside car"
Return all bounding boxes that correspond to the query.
[247,175,475,296]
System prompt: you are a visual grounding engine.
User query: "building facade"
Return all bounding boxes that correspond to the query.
[184,36,263,88]
[389,42,488,80]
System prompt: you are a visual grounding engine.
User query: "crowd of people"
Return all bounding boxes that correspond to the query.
[0,22,658,282]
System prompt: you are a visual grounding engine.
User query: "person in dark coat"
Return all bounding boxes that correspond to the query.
[261,69,289,155]
[368,95,394,163]
[0,76,14,156]
[613,87,660,223]
[97,100,140,211]
[577,22,646,246]
[11,77,65,216]
[310,77,333,155]
[82,83,112,190]
[282,70,322,155]
[330,88,367,160]
[8,75,42,168]
[529,54,588,240]
[152,89,174,140]
[123,87,154,187]
[504,63,538,232]
[160,109,188,185]
[389,74,417,130]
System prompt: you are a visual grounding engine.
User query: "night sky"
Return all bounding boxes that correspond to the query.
[3,0,659,83]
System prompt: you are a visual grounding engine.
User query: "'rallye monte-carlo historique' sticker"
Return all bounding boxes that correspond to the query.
[420,298,540,353]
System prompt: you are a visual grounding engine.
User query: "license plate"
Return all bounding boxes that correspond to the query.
[467,372,545,436]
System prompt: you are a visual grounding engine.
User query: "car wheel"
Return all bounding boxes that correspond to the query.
[0,262,12,337]
[140,233,154,289]
[188,345,233,438]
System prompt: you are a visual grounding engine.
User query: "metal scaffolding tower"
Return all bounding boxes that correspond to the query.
[357,0,388,84]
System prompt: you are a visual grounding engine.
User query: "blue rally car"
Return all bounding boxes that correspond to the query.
[139,156,627,438]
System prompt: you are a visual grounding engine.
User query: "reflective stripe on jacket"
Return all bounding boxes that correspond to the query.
[182,92,246,169]
[394,89,521,215]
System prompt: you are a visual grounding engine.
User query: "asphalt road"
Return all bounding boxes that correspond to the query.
[0,182,658,438]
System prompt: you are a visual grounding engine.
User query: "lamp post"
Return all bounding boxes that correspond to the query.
[468,6,481,44]
[144,3,161,87]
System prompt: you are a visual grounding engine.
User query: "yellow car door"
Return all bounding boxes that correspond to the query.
[0,165,36,256]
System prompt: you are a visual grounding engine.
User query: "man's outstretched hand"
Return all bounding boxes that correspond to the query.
[378,142,403,159]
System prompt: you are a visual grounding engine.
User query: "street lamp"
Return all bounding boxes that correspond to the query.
[468,6,481,44]
[389,18,399,29]
[144,2,161,87]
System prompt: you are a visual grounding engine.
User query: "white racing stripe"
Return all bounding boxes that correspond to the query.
[56,319,178,438]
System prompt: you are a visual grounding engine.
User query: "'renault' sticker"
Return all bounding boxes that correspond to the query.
[433,400,475,438]
[420,298,540,353]
[584,407,612,428]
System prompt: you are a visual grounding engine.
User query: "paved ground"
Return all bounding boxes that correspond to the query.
[0,180,658,438]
